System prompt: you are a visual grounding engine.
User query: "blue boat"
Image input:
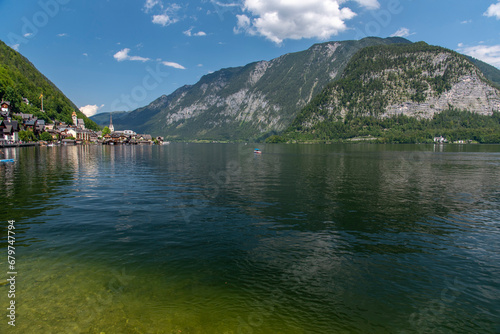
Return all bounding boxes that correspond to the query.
[0,159,14,163]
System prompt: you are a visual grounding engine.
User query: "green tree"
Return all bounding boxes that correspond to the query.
[39,132,53,142]
[18,130,36,142]
[102,126,111,136]
[265,135,287,143]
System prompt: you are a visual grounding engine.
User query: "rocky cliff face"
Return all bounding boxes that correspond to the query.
[111,37,410,140]
[292,43,500,131]
[384,74,500,118]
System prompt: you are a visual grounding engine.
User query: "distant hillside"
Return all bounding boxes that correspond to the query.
[101,37,411,140]
[90,111,129,128]
[0,40,99,130]
[277,42,500,143]
[467,56,500,89]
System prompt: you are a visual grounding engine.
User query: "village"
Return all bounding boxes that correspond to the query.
[0,100,164,147]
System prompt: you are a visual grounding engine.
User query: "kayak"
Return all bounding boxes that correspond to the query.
[0,159,14,163]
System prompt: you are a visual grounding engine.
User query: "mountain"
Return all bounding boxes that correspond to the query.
[0,40,99,130]
[467,56,500,89]
[89,110,129,128]
[94,37,411,140]
[278,42,500,143]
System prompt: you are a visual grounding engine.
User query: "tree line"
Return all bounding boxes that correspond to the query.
[267,108,500,144]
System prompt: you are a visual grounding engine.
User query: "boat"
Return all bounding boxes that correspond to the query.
[0,159,14,163]
[254,148,262,154]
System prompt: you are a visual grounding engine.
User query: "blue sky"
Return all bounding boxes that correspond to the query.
[0,0,499,117]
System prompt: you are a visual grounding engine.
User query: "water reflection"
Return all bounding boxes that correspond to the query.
[170,144,500,234]
[0,147,78,247]
[0,144,499,333]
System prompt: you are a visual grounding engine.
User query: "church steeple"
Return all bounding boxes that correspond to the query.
[109,114,114,132]
[72,111,77,126]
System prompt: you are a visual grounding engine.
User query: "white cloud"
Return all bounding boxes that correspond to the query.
[459,44,500,68]
[144,2,181,27]
[235,14,251,32]
[11,44,20,51]
[390,27,415,38]
[24,33,33,38]
[113,48,184,69]
[184,28,207,36]
[114,49,130,61]
[236,0,368,44]
[352,0,380,10]
[212,1,239,7]
[57,33,68,37]
[162,61,186,69]
[83,53,88,57]
[113,48,150,62]
[79,104,104,117]
[129,55,150,62]
[144,0,162,13]
[460,20,472,24]
[152,14,177,26]
[484,1,500,19]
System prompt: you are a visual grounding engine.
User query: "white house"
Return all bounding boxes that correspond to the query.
[434,136,447,143]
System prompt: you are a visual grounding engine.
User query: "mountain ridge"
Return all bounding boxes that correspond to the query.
[91,37,500,141]
[0,40,99,130]
[93,37,412,140]
[276,42,500,143]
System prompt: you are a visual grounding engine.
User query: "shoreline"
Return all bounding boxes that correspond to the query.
[0,143,38,148]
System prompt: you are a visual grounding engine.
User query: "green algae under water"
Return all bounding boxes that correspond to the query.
[1,144,500,333]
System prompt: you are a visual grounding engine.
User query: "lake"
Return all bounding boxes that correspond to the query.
[1,143,499,333]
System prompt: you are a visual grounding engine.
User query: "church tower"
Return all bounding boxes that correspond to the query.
[109,114,115,132]
[72,111,77,126]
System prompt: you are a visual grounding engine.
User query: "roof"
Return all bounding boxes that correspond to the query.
[75,128,92,133]
[19,113,33,120]
[2,120,19,132]
[3,125,12,134]
[1,100,11,106]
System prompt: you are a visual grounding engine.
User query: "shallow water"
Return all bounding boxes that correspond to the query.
[1,144,499,333]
